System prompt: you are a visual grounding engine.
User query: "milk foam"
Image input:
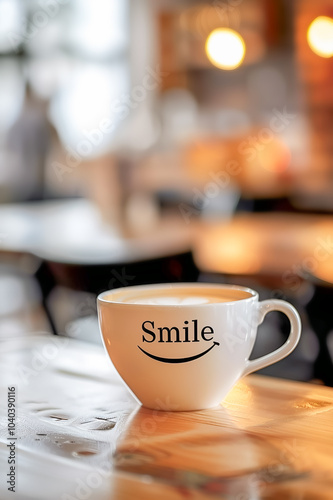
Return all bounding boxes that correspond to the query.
[126,296,212,305]
[108,286,253,305]
[122,291,236,304]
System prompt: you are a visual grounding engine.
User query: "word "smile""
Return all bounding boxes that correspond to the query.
[141,319,214,343]
[137,319,219,364]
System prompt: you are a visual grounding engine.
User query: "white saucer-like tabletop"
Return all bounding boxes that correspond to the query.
[0,199,192,265]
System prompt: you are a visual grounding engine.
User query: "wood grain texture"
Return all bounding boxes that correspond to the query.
[0,336,332,499]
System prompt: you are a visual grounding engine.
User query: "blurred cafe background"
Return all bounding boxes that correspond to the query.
[0,0,333,384]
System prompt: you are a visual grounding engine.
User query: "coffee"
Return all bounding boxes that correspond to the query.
[107,286,252,305]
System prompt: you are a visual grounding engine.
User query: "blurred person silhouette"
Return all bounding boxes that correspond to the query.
[5,82,54,201]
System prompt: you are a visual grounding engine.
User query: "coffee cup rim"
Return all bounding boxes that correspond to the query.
[97,282,258,307]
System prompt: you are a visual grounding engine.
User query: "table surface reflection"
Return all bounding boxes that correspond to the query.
[0,335,333,500]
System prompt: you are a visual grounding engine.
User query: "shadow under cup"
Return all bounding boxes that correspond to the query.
[97,283,301,411]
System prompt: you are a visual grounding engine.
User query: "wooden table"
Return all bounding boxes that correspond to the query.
[1,335,333,499]
[193,213,333,280]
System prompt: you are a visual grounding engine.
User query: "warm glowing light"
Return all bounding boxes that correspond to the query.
[205,28,246,70]
[307,16,333,58]
[258,138,291,173]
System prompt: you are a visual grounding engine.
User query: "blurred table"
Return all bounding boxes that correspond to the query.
[1,335,333,499]
[0,198,192,265]
[193,213,333,286]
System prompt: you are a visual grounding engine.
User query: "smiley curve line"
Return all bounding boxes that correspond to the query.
[137,341,220,363]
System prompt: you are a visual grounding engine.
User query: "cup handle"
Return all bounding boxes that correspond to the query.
[242,299,302,377]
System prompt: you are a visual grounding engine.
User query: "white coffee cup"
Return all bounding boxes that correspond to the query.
[97,283,301,411]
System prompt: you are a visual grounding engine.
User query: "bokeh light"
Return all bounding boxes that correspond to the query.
[258,138,291,173]
[205,28,246,70]
[307,16,333,58]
